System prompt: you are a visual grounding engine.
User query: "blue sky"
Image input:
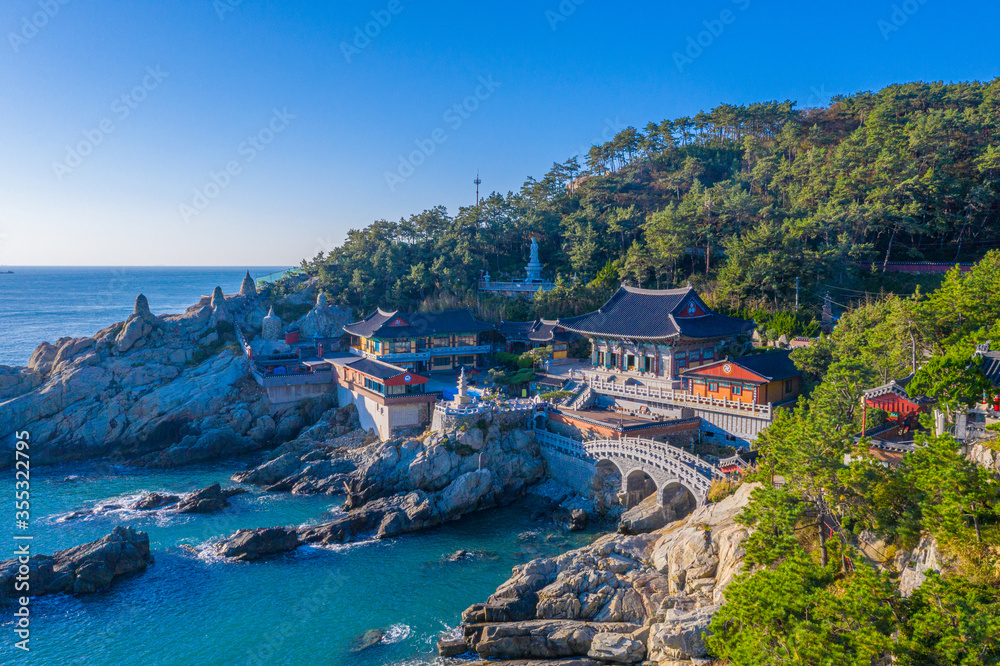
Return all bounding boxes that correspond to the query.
[2,0,998,266]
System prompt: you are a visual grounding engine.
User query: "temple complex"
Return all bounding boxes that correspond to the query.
[556,285,801,444]
[343,308,494,374]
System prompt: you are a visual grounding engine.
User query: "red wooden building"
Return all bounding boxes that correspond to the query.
[682,351,803,407]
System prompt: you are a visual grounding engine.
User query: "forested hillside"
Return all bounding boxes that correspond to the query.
[291,80,1000,324]
[703,252,1000,665]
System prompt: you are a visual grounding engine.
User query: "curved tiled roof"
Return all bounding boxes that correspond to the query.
[558,285,754,341]
[343,308,494,339]
[498,319,579,343]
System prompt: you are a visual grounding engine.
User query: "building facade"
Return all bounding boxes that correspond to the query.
[683,351,802,407]
[343,308,494,373]
[326,355,438,440]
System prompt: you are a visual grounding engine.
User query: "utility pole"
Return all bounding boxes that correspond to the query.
[474,172,482,206]
[795,277,799,311]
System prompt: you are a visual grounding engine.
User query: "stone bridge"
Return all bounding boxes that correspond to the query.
[534,430,722,507]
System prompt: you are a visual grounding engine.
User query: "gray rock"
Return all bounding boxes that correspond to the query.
[214,527,302,561]
[172,483,246,514]
[0,527,153,602]
[588,632,646,663]
[133,492,181,511]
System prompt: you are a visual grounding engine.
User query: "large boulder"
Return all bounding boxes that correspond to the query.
[215,527,302,561]
[0,527,153,602]
[172,483,247,514]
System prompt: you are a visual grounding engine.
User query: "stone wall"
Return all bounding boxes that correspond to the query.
[538,446,596,496]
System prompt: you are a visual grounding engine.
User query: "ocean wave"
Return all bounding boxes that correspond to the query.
[299,537,380,554]
[48,491,179,525]
[382,623,411,644]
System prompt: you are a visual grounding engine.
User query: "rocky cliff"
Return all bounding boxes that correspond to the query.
[214,424,548,558]
[452,483,757,665]
[0,287,339,468]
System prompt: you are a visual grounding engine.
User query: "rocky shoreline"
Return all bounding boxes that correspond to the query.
[0,279,350,469]
[444,484,757,665]
[214,424,551,559]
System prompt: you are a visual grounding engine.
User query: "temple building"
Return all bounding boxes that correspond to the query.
[683,351,802,407]
[343,308,494,374]
[325,355,437,440]
[497,319,580,359]
[557,285,800,444]
[478,238,556,297]
[559,285,754,382]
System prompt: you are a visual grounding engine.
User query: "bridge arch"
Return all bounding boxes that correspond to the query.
[580,437,721,508]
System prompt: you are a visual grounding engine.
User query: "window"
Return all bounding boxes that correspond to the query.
[609,353,618,367]
[644,356,654,372]
[392,339,411,354]
[456,355,475,366]
[597,352,604,366]
[674,352,687,369]
[431,336,452,349]
[689,350,701,363]
[455,334,478,347]
[432,356,452,367]
[709,381,719,392]
[784,379,793,393]
[732,385,742,396]
[703,348,714,361]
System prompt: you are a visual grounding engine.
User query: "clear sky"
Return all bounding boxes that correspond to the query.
[2,0,998,267]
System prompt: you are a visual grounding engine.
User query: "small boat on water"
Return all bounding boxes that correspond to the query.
[0,270,12,274]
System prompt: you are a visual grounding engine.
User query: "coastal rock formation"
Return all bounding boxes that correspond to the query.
[894,534,954,597]
[172,483,247,514]
[453,483,757,664]
[232,404,366,494]
[58,483,248,521]
[0,285,331,468]
[0,527,153,603]
[296,292,352,339]
[213,425,547,559]
[346,425,544,508]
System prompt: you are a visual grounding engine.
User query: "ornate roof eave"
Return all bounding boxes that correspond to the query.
[570,330,680,343]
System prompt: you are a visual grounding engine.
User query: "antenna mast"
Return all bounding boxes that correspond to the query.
[474,172,482,206]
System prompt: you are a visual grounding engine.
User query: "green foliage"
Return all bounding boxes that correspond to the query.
[910,344,992,416]
[283,82,1000,320]
[736,486,806,567]
[519,345,553,368]
[539,390,573,401]
[707,552,900,666]
[902,572,1000,665]
[494,351,531,370]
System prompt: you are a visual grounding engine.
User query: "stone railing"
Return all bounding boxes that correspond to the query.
[434,398,537,417]
[585,377,773,419]
[582,439,716,496]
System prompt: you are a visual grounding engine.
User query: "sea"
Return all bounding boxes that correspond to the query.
[0,268,596,665]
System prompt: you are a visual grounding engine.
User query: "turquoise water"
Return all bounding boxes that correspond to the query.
[0,460,598,665]
[0,266,288,366]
